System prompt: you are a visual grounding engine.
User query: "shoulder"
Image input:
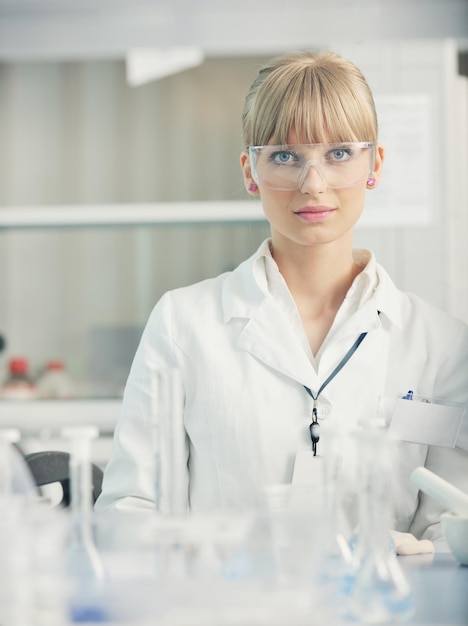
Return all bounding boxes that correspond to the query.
[145,246,263,328]
[375,262,467,341]
[146,272,230,334]
[406,292,466,338]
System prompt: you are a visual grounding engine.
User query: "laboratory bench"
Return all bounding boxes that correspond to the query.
[401,548,468,625]
[1,399,467,625]
[61,542,468,625]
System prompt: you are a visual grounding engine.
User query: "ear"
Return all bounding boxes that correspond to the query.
[240,151,259,195]
[367,144,384,189]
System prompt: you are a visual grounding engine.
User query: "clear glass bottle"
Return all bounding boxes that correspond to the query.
[36,360,73,399]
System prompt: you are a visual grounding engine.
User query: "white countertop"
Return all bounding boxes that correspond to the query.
[0,398,121,435]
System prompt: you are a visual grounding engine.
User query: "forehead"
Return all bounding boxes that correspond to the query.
[285,127,328,145]
[269,126,357,146]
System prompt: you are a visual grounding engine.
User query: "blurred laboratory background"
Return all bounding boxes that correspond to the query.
[0,0,467,464]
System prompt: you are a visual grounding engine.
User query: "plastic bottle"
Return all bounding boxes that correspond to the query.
[36,360,73,399]
[0,357,38,399]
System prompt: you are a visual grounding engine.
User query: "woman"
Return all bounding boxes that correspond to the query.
[95,51,468,542]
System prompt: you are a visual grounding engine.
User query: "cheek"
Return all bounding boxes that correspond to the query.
[259,189,295,214]
[339,187,367,212]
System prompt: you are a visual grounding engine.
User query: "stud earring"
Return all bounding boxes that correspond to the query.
[367,178,376,187]
[249,183,258,192]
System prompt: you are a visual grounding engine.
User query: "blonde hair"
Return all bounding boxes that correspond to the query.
[242,51,378,147]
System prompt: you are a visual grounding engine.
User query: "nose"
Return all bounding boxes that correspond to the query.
[299,161,327,194]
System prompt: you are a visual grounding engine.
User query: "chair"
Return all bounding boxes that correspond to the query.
[24,450,103,507]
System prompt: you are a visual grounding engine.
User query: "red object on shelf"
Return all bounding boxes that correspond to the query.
[9,357,29,376]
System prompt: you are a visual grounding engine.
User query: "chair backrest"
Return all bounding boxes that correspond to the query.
[24,450,103,507]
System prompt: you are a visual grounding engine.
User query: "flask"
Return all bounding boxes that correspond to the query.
[37,360,73,398]
[1,357,38,399]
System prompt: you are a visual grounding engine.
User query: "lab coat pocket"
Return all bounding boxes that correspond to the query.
[388,394,465,448]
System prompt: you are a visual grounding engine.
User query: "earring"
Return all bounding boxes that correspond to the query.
[249,183,258,192]
[367,178,376,187]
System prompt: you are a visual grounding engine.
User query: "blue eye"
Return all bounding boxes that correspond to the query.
[270,151,299,165]
[327,148,353,162]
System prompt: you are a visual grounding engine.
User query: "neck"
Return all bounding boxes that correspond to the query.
[270,237,360,311]
[269,235,362,356]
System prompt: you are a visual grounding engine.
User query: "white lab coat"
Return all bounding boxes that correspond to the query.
[95,241,468,541]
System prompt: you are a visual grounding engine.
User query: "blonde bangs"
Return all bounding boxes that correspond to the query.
[243,51,378,148]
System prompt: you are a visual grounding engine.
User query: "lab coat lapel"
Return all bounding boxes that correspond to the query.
[237,296,317,387]
[222,252,317,387]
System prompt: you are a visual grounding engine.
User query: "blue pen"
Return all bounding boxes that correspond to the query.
[402,390,414,400]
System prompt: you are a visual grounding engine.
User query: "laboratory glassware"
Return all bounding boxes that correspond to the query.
[61,425,107,622]
[151,367,186,516]
[348,424,413,624]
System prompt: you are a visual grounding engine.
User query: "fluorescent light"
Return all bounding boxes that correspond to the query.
[126,47,205,86]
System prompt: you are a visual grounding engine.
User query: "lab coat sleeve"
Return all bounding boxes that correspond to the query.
[95,292,190,515]
[408,321,468,542]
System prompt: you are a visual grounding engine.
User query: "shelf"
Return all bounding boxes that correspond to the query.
[0,201,266,229]
[0,398,121,435]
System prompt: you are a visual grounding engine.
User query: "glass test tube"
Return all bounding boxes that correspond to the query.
[61,426,105,582]
[151,367,186,515]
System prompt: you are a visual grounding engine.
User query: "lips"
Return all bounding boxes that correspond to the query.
[294,205,336,222]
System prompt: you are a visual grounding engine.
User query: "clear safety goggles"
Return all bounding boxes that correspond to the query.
[248,142,375,190]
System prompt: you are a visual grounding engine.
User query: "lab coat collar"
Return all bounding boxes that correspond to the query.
[373,263,404,329]
[221,239,272,322]
[222,239,404,330]
[222,240,314,384]
[221,239,404,385]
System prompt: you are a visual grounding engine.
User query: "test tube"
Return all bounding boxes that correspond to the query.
[151,367,186,515]
[61,426,105,582]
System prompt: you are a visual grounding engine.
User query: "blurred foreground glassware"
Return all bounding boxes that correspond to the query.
[27,506,69,626]
[0,427,37,500]
[151,367,187,516]
[347,423,414,624]
[61,426,108,623]
[318,425,358,590]
[0,428,34,625]
[0,428,68,625]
